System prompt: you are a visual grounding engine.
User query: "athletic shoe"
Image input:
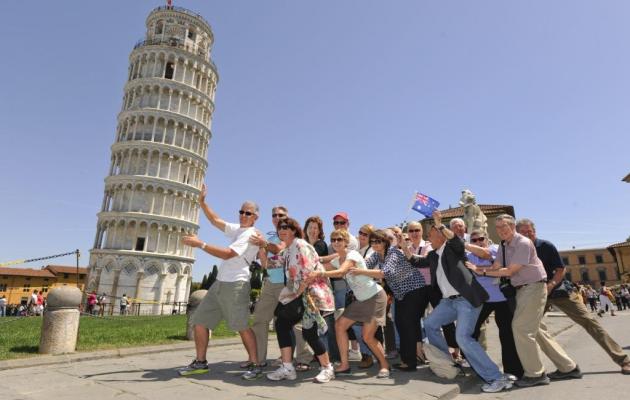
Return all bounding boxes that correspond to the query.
[504,374,518,382]
[266,365,297,381]
[481,377,513,393]
[178,359,209,376]
[242,365,263,380]
[514,373,551,387]
[548,366,582,380]
[348,348,362,361]
[314,365,335,383]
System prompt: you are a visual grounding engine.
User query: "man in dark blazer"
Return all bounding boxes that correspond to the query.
[405,210,511,393]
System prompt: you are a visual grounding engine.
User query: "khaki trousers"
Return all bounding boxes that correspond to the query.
[251,280,313,364]
[513,282,574,377]
[549,292,629,366]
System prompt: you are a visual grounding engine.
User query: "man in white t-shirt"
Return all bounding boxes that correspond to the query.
[179,184,262,380]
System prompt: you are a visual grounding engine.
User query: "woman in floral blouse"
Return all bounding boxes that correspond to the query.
[266,217,336,383]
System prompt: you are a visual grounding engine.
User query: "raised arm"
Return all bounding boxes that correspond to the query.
[199,184,227,231]
[465,242,492,260]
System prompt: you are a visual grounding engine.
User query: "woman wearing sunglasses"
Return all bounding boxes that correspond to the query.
[350,229,429,372]
[266,217,336,383]
[467,229,524,379]
[308,229,390,378]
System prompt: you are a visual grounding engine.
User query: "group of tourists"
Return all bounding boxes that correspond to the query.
[177,184,630,393]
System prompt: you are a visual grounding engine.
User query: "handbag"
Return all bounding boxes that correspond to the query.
[274,295,305,320]
[345,290,356,307]
[273,250,305,320]
[498,241,516,299]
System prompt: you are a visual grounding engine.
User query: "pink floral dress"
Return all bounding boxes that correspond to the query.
[278,238,334,334]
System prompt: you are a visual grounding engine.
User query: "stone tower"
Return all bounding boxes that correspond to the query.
[87,4,218,314]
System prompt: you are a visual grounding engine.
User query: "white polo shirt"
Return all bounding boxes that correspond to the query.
[216,222,260,282]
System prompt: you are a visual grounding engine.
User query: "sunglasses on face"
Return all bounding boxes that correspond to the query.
[278,225,292,231]
[408,229,421,233]
[358,231,369,237]
[330,238,344,243]
[470,237,485,243]
[333,220,347,226]
[272,213,286,218]
[370,239,383,245]
[239,210,256,216]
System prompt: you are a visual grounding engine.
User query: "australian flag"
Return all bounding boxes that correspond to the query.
[411,191,440,218]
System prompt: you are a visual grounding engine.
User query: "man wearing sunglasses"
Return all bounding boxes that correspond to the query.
[179,184,262,380]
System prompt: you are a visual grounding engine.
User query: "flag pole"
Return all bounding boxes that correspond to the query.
[402,191,417,227]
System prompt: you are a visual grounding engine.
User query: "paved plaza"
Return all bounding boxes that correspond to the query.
[0,311,629,400]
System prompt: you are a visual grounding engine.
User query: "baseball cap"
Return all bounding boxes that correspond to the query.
[333,212,349,221]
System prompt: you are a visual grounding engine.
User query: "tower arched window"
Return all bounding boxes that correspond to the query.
[155,21,164,35]
[165,62,174,80]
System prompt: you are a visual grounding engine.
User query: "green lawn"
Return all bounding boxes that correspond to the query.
[0,315,238,360]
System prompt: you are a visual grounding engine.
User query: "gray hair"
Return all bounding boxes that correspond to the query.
[495,214,515,226]
[242,201,260,215]
[449,218,466,229]
[272,205,288,214]
[515,218,535,230]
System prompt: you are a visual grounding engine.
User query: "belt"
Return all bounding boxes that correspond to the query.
[447,295,461,299]
[514,279,547,290]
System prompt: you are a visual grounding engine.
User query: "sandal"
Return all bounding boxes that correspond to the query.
[295,362,311,372]
[239,361,255,369]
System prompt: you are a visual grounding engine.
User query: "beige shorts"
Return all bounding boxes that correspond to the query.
[191,280,251,332]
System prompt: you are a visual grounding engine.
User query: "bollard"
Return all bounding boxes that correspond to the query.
[186,290,209,340]
[39,286,82,354]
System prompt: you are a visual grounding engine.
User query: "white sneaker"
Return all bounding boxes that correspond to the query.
[266,365,297,381]
[314,366,335,383]
[348,348,362,361]
[481,377,513,393]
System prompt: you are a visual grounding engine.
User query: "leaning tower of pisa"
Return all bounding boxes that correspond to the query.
[87,4,218,314]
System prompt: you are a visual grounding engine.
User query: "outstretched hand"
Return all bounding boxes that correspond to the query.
[465,261,479,274]
[182,235,203,248]
[200,184,207,204]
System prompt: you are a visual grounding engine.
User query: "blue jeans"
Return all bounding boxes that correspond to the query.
[424,296,502,383]
[332,280,347,310]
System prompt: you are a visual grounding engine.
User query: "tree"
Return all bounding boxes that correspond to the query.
[200,274,208,290]
[206,265,218,289]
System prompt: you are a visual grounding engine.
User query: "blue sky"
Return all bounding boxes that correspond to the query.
[1,1,629,281]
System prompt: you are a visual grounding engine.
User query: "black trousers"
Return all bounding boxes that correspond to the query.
[394,288,428,368]
[276,312,327,356]
[473,301,524,378]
